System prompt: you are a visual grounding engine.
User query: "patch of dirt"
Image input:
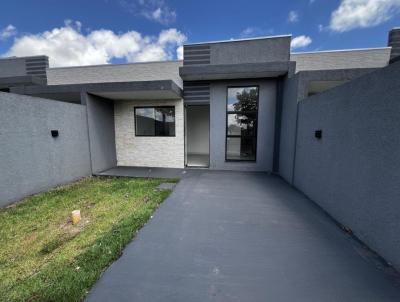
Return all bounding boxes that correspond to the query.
[60,216,90,233]
[40,217,90,255]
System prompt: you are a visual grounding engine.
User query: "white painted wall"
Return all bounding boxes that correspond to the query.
[114,100,184,168]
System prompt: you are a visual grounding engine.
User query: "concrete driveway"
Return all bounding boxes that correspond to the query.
[86,170,400,302]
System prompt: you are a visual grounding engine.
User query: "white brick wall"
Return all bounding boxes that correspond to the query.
[114,100,184,168]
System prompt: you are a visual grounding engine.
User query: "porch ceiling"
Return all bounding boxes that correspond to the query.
[91,89,180,100]
[86,80,183,100]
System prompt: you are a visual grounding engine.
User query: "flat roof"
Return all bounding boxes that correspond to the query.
[184,34,292,46]
[291,47,391,55]
[0,55,48,61]
[48,59,183,70]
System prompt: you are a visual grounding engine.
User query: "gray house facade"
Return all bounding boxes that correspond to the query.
[1,29,398,174]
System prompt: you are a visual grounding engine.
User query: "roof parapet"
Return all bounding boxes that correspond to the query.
[388,27,400,63]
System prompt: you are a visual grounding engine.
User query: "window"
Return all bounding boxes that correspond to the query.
[226,86,258,161]
[135,106,175,136]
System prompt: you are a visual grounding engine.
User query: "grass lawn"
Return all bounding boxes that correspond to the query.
[0,176,177,302]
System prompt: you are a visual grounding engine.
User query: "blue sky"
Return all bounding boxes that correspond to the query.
[0,0,399,67]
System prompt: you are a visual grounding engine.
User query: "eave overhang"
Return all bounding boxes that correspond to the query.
[179,62,295,81]
[0,76,46,89]
[10,80,183,103]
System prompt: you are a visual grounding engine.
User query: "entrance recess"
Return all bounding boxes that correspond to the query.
[185,105,210,167]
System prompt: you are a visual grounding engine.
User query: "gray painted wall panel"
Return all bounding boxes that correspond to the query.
[209,79,277,171]
[0,92,91,207]
[85,94,117,173]
[293,61,400,270]
[278,75,299,182]
[0,56,48,79]
[183,36,291,66]
[389,28,400,62]
[0,58,27,77]
[210,37,290,65]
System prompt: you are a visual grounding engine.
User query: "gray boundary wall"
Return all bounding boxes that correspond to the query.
[279,68,379,184]
[0,92,91,207]
[292,61,400,270]
[83,93,117,173]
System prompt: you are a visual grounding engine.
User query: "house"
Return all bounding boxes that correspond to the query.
[1,28,399,174]
[1,27,400,274]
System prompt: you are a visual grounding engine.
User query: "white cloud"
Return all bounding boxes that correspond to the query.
[120,0,177,25]
[288,10,299,23]
[291,35,312,49]
[329,0,400,32]
[2,20,186,67]
[65,19,82,31]
[239,27,274,38]
[158,28,186,45]
[240,27,257,38]
[176,45,183,60]
[0,24,17,40]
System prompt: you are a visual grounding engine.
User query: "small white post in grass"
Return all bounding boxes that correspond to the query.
[71,210,81,225]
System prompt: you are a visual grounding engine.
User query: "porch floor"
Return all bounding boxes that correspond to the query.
[187,153,209,167]
[96,166,186,179]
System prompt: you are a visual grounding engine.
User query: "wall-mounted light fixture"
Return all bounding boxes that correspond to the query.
[51,130,59,138]
[315,129,322,139]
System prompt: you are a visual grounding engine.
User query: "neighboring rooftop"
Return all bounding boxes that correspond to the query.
[47,59,183,70]
[46,60,183,87]
[291,47,391,72]
[0,55,49,79]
